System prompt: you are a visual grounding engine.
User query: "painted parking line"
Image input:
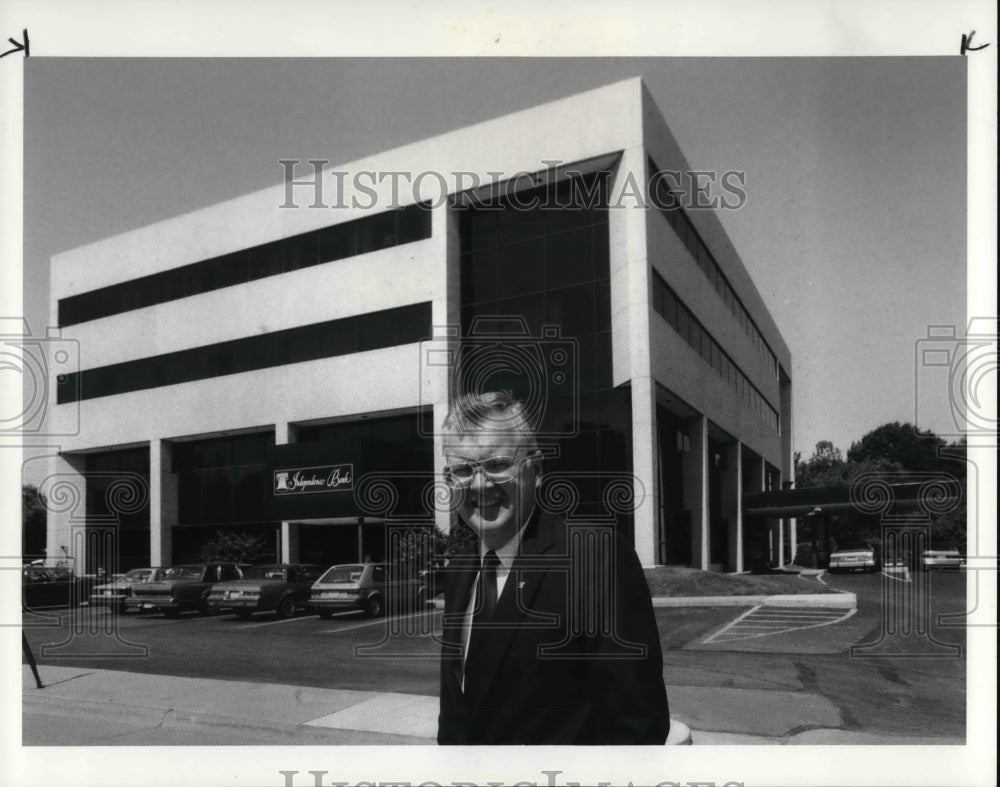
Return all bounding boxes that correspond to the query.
[320,609,441,635]
[233,613,342,630]
[700,605,857,645]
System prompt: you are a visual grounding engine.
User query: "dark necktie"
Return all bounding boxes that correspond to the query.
[464,550,500,698]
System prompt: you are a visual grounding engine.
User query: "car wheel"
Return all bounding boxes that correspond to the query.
[163,609,180,618]
[277,595,296,619]
[317,609,334,620]
[198,597,215,616]
[365,594,383,618]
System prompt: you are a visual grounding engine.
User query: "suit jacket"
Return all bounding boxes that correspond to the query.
[437,512,669,745]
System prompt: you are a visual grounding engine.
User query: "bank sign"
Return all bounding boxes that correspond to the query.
[273,464,354,496]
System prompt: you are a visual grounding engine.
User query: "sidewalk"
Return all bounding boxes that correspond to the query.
[24,657,955,746]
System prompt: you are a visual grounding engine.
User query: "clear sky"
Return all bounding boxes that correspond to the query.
[21,57,966,473]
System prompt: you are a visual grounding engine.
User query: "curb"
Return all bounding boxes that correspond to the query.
[437,593,855,609]
[653,592,856,609]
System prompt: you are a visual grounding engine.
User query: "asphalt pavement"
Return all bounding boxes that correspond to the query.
[23,579,963,747]
[21,569,972,747]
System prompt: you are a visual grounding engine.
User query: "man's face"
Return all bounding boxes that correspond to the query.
[444,430,540,550]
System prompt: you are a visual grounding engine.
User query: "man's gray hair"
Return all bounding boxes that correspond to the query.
[441,390,539,452]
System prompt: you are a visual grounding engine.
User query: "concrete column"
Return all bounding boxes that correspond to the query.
[777,519,786,567]
[611,146,655,565]
[682,415,709,570]
[150,439,175,568]
[44,452,86,572]
[745,456,765,569]
[721,441,743,573]
[780,377,794,567]
[790,515,798,562]
[630,376,658,567]
[275,421,299,563]
[432,202,460,537]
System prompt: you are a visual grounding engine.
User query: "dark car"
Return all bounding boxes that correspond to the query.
[22,566,81,610]
[88,567,167,613]
[127,563,243,616]
[207,563,325,619]
[310,563,425,619]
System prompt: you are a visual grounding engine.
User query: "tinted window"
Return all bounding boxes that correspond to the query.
[59,206,430,326]
[64,303,430,403]
[319,565,365,583]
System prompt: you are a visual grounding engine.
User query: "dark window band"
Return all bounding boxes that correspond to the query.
[58,203,432,327]
[648,158,778,380]
[651,270,779,434]
[57,302,431,404]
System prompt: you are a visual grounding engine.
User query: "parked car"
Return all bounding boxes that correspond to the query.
[828,545,879,573]
[22,566,83,610]
[126,563,243,616]
[207,563,325,619]
[88,567,167,613]
[310,563,425,619]
[921,549,965,571]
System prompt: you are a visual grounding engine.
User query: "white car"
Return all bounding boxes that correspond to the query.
[88,567,167,612]
[828,545,878,573]
[310,563,425,619]
[921,550,965,571]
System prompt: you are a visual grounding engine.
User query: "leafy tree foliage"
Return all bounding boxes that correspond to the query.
[197,530,273,565]
[794,423,968,559]
[22,484,47,559]
[795,440,847,489]
[847,421,946,473]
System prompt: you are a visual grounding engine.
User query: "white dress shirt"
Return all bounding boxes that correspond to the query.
[460,514,533,688]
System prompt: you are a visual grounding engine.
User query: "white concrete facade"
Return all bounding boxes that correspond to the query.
[46,78,792,572]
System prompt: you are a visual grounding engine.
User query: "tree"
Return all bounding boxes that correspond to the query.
[22,484,47,560]
[795,440,847,489]
[847,421,946,473]
[796,423,967,559]
[197,531,272,565]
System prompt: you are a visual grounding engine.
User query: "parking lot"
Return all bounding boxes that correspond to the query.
[22,568,970,742]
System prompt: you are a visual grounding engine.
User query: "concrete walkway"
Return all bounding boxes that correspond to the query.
[24,654,956,747]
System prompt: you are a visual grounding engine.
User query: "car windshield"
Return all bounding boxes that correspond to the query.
[164,566,204,580]
[122,569,153,582]
[318,565,365,583]
[242,566,287,580]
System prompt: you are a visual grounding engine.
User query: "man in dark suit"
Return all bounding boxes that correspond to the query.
[437,391,669,745]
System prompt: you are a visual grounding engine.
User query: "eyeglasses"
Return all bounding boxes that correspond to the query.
[443,455,523,487]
